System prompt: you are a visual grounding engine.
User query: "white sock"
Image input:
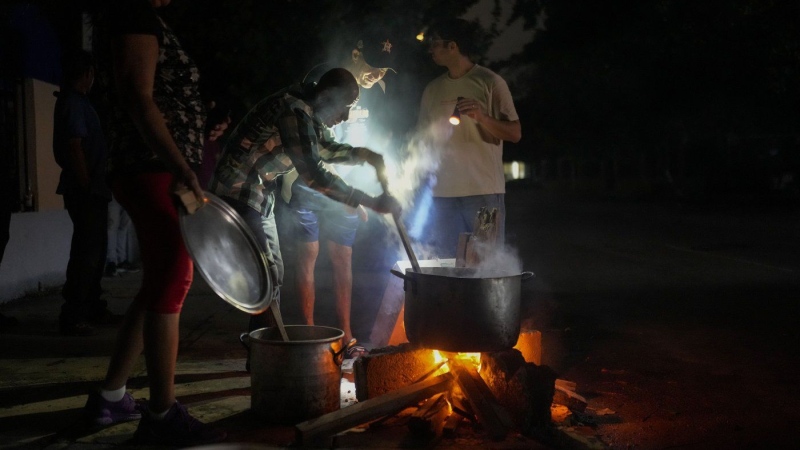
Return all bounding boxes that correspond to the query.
[99,386,126,402]
[149,402,174,420]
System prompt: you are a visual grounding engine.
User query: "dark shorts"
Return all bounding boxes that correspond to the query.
[289,183,359,247]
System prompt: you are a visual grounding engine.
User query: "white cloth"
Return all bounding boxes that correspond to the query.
[418,64,519,197]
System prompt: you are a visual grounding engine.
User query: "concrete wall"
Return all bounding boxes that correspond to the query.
[0,210,71,302]
[28,78,62,212]
[0,78,70,303]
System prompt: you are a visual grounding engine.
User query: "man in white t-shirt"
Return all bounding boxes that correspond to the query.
[418,18,522,257]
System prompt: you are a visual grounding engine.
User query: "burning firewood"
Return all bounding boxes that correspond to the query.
[449,359,509,441]
[479,349,558,434]
[553,379,588,412]
[448,386,476,422]
[408,393,450,436]
[442,412,464,437]
[295,372,454,445]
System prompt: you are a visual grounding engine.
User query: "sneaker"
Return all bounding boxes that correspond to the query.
[132,401,227,446]
[84,391,142,426]
[345,345,369,360]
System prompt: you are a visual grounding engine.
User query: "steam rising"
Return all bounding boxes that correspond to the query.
[314,29,524,274]
[468,240,523,278]
[335,111,453,265]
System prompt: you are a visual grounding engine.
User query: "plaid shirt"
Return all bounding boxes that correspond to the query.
[210,84,367,215]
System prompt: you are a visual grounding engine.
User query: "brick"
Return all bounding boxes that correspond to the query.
[354,343,437,401]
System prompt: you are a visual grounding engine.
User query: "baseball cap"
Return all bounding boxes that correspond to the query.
[357,36,397,71]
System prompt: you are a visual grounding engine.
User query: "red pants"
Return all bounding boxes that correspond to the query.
[113,172,193,313]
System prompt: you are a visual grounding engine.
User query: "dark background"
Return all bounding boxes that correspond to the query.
[4,0,800,210]
[2,3,799,447]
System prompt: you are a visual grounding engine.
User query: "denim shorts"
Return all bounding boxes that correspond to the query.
[289,183,360,247]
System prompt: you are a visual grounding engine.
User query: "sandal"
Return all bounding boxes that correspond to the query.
[345,345,368,359]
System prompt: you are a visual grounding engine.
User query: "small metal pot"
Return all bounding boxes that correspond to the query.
[391,267,534,352]
[239,325,353,424]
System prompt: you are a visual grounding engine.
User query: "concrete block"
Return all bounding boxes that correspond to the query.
[480,349,557,433]
[354,343,436,401]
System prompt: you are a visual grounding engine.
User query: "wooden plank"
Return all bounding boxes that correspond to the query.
[448,386,476,422]
[463,207,501,267]
[295,372,454,445]
[449,360,508,441]
[408,393,450,436]
[442,413,464,437]
[555,378,577,391]
[393,212,420,272]
[554,385,588,412]
[456,232,471,267]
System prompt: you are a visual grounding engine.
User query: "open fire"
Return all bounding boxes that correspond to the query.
[292,208,547,445]
[432,350,482,373]
[295,331,552,446]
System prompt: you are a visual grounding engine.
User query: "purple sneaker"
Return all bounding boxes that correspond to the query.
[132,401,227,446]
[84,391,142,426]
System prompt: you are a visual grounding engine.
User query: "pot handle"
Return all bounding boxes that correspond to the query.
[390,268,409,280]
[239,332,250,351]
[332,338,358,366]
[521,271,535,282]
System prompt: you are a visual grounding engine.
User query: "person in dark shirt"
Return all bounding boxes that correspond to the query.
[52,49,113,337]
[83,0,227,445]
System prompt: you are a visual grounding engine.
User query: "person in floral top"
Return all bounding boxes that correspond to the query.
[84,0,226,445]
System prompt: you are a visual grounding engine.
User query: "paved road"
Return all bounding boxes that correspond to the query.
[509,188,800,449]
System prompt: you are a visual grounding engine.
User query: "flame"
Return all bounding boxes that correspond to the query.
[433,350,445,364]
[432,350,482,372]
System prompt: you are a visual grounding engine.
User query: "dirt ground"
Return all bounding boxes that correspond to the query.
[508,188,800,449]
[1,187,798,449]
[277,185,800,448]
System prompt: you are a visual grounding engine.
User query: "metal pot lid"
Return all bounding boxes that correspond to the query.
[179,192,273,314]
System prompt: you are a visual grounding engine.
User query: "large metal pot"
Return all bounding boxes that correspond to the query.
[391,267,534,352]
[239,325,350,424]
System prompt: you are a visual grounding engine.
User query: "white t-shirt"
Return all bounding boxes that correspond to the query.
[418,64,519,197]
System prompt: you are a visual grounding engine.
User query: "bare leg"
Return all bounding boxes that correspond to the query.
[142,312,180,413]
[327,241,353,342]
[100,304,181,413]
[296,241,319,325]
[102,300,146,390]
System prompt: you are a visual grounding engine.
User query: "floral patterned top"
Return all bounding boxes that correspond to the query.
[100,1,206,176]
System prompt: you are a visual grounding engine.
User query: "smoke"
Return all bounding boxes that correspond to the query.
[385,121,452,208]
[337,119,453,267]
[469,240,523,278]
